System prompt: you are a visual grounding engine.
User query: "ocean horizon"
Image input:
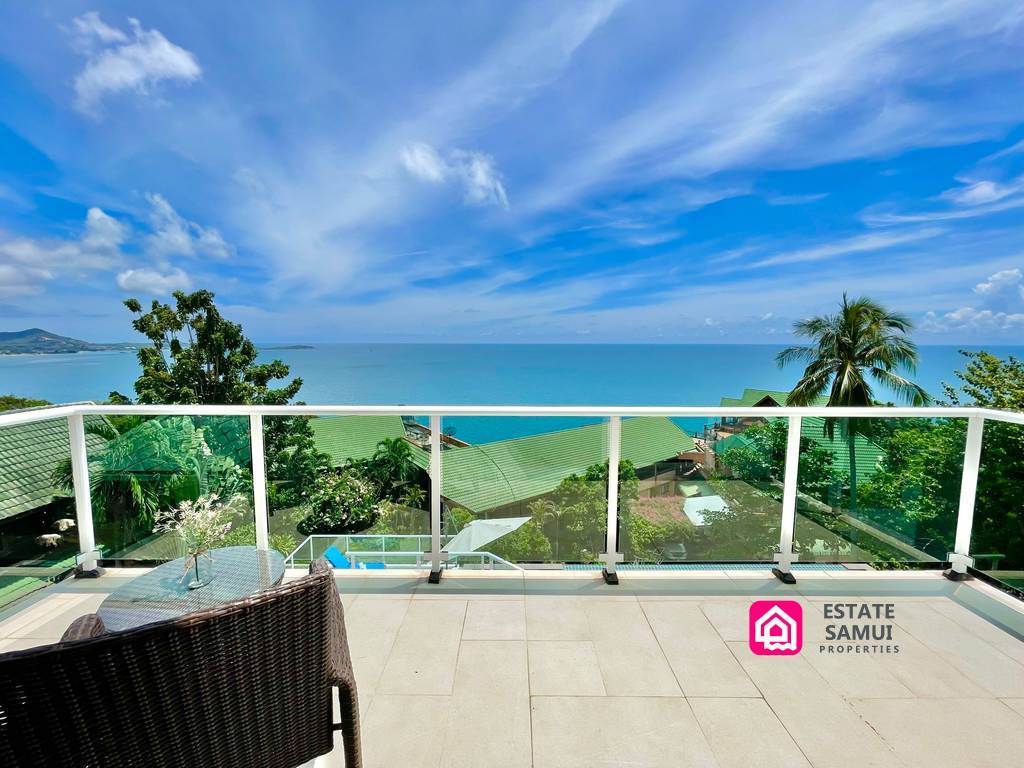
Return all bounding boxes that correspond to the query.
[3,342,1022,443]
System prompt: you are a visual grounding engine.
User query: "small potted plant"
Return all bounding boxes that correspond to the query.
[154,494,233,588]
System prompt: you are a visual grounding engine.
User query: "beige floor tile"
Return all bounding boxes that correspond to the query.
[360,694,448,768]
[454,640,528,695]
[528,640,606,696]
[345,597,410,693]
[0,637,53,652]
[643,601,760,697]
[1000,697,1024,717]
[0,593,106,640]
[801,608,914,699]
[731,643,903,768]
[378,600,465,694]
[699,600,750,641]
[690,697,812,768]
[852,697,1024,768]
[525,595,591,640]
[583,600,681,696]
[441,694,532,768]
[461,600,526,640]
[872,626,990,698]
[929,600,1024,666]
[896,602,1024,697]
[531,696,718,768]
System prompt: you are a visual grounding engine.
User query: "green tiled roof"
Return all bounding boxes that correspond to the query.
[720,388,828,407]
[311,415,410,465]
[310,415,695,513]
[421,418,695,513]
[0,415,106,521]
[717,390,883,483]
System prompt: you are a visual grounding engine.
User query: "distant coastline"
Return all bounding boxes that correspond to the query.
[0,328,139,356]
[262,344,315,350]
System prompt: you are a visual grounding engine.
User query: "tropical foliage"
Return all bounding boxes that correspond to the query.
[53,416,250,553]
[296,468,384,535]
[110,289,334,514]
[778,294,929,513]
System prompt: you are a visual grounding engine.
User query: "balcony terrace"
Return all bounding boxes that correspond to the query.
[1,402,1023,767]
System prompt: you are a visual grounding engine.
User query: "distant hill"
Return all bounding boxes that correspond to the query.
[0,328,139,355]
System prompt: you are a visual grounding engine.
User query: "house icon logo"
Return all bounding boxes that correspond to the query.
[749,600,803,655]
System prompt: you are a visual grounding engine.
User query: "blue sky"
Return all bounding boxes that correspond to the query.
[1,2,1024,344]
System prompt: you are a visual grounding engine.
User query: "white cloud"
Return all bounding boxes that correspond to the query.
[400,143,509,209]
[400,143,448,183]
[0,207,127,296]
[116,267,191,295]
[941,178,1021,206]
[71,13,201,116]
[450,150,509,209]
[922,267,1024,334]
[81,206,129,255]
[145,193,233,260]
[72,11,128,47]
[747,228,942,269]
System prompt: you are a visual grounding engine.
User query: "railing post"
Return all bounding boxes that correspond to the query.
[249,414,270,551]
[773,415,802,584]
[68,413,102,577]
[945,414,983,581]
[601,415,624,585]
[428,414,443,583]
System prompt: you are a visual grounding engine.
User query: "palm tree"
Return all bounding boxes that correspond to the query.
[776,294,929,514]
[370,437,420,500]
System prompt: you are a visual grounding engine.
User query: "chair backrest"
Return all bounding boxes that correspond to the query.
[0,566,337,768]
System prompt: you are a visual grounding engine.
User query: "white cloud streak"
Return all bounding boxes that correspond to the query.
[747,228,943,269]
[71,13,201,116]
[145,193,233,260]
[401,143,510,208]
[116,267,191,295]
[0,207,128,296]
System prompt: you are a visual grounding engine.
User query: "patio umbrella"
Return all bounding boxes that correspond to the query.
[442,516,531,552]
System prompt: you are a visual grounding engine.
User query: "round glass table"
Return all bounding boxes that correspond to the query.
[97,545,286,632]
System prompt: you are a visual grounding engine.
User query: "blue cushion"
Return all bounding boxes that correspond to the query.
[323,545,351,569]
[358,561,386,570]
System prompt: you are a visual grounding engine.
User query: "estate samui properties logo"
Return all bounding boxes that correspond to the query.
[749,600,803,655]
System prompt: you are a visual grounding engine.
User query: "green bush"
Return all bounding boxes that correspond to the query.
[298,469,382,535]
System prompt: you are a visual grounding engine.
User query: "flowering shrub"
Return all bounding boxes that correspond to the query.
[154,494,233,557]
[297,469,383,535]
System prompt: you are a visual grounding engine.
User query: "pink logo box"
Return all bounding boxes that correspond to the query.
[748,600,803,655]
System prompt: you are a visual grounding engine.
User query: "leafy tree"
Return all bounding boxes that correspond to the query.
[368,437,423,501]
[111,290,332,514]
[777,294,929,513]
[53,417,249,553]
[297,469,382,535]
[719,419,848,505]
[0,395,50,412]
[527,459,638,562]
[945,351,1024,569]
[488,519,553,562]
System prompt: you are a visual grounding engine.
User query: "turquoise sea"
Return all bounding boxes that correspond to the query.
[1,344,1021,443]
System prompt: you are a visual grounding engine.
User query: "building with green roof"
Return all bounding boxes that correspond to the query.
[311,415,695,514]
[0,414,107,523]
[716,389,885,483]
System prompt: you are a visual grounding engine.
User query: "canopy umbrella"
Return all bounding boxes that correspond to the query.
[442,516,531,552]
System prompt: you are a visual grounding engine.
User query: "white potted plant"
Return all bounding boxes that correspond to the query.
[154,494,233,588]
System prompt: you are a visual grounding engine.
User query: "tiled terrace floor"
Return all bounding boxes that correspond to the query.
[2,569,1024,768]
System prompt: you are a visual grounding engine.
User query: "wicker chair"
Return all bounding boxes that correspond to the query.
[0,559,361,768]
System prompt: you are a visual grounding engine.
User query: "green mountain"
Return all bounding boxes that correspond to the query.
[0,328,139,355]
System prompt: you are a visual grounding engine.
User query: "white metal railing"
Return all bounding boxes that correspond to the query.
[3,401,1023,581]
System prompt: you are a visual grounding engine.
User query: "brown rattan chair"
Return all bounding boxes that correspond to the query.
[0,559,360,768]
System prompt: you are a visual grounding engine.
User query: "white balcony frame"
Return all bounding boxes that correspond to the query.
[3,402,1020,583]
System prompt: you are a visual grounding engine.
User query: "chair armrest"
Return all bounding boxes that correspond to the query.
[61,613,106,642]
